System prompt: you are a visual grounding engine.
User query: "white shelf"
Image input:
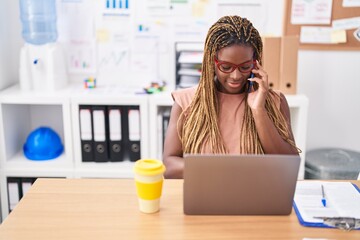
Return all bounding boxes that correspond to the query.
[176,42,204,52]
[148,92,173,160]
[178,52,203,64]
[4,151,72,172]
[286,94,309,180]
[0,84,72,103]
[0,85,73,173]
[178,68,201,76]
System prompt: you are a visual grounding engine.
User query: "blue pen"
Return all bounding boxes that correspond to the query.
[248,73,254,93]
[321,184,327,207]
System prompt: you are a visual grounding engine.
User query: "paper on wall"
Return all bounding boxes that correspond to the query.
[332,17,360,31]
[291,0,333,25]
[343,0,360,7]
[66,41,97,74]
[217,0,268,35]
[300,26,347,44]
[331,30,347,43]
[57,0,96,42]
[300,26,333,44]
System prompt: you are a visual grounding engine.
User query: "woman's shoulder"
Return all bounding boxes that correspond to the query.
[171,86,197,110]
[172,85,197,98]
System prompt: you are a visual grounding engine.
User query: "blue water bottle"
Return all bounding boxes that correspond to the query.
[19,0,58,45]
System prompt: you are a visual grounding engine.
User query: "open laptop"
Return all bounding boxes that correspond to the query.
[183,154,300,215]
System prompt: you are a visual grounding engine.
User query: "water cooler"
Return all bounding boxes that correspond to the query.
[19,0,67,91]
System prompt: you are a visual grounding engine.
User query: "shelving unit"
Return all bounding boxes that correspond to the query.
[70,84,149,179]
[0,84,150,220]
[286,94,309,179]
[175,42,204,89]
[0,85,74,220]
[0,83,309,221]
[148,92,173,160]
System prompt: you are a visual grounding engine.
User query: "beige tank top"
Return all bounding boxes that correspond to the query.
[172,86,281,154]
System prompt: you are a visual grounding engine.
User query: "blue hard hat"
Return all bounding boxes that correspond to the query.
[23,127,64,161]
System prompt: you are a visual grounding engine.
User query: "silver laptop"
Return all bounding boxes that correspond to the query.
[183,154,300,215]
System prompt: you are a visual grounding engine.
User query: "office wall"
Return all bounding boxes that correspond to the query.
[297,50,360,152]
[54,0,286,89]
[0,0,359,153]
[0,0,22,90]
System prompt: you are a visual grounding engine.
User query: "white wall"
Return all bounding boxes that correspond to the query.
[0,0,22,90]
[297,50,360,152]
[1,0,359,153]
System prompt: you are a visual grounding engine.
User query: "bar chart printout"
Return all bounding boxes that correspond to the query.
[106,0,129,9]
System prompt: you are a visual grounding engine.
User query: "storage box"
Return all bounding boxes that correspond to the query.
[305,148,360,180]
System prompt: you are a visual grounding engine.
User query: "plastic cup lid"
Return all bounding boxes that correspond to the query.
[134,159,166,176]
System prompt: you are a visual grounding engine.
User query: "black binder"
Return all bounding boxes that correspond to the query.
[21,177,37,197]
[162,110,170,150]
[79,105,94,162]
[7,177,39,212]
[123,105,141,162]
[92,105,109,162]
[107,106,123,162]
[7,177,21,212]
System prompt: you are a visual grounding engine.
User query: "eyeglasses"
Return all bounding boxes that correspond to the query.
[214,57,255,74]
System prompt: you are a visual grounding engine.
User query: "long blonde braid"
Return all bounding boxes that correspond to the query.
[180,15,299,154]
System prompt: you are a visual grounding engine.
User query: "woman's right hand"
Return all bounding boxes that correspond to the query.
[247,60,269,112]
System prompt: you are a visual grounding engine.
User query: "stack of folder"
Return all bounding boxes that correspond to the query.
[7,177,37,212]
[79,105,141,162]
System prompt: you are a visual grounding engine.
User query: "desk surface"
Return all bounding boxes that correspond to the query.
[0,179,359,240]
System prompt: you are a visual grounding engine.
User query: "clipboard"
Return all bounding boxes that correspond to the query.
[293,182,360,230]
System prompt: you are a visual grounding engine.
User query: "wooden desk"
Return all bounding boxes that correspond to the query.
[0,179,359,239]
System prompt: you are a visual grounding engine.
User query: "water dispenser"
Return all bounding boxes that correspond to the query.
[19,0,67,91]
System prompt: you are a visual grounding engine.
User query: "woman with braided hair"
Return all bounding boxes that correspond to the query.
[163,15,300,179]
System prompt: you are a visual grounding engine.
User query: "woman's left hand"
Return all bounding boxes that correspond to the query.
[247,60,269,111]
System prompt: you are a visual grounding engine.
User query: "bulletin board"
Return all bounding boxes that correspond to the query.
[283,0,360,51]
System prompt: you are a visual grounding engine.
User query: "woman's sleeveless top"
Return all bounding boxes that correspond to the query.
[172,86,281,153]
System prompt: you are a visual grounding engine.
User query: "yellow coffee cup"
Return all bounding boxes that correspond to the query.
[134,159,166,213]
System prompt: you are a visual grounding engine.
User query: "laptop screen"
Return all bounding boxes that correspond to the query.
[183,154,300,215]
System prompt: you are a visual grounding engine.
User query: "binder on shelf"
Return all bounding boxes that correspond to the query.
[125,106,141,162]
[162,109,171,150]
[92,105,109,162]
[21,178,35,197]
[279,36,299,94]
[108,106,123,162]
[7,178,21,212]
[262,37,281,90]
[293,181,360,230]
[178,51,203,64]
[79,105,94,162]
